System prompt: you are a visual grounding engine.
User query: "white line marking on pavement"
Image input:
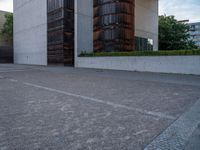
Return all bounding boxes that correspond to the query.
[23,82,175,120]
[9,79,18,82]
[133,130,148,136]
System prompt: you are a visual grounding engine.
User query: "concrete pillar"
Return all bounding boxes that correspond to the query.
[135,0,159,51]
[14,0,47,65]
[75,0,93,67]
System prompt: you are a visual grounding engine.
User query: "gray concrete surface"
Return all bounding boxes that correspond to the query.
[135,0,159,50]
[75,0,93,66]
[14,0,159,66]
[0,64,200,150]
[14,0,47,65]
[77,56,200,75]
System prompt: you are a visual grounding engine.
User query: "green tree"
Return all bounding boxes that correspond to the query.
[159,15,198,50]
[0,13,13,41]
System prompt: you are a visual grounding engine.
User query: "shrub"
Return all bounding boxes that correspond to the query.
[79,49,200,57]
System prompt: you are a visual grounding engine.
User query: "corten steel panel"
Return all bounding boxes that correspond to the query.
[94,0,135,52]
[47,0,74,65]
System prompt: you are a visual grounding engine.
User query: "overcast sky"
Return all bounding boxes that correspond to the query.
[159,0,200,22]
[0,0,199,22]
[0,0,13,12]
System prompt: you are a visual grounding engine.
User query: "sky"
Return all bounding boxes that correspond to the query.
[159,0,200,23]
[0,0,13,12]
[0,0,199,22]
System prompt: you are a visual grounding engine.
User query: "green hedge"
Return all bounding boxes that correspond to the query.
[79,49,200,57]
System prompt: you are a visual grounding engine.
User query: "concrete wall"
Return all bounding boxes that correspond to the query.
[14,0,47,65]
[75,0,93,67]
[13,0,159,66]
[77,56,200,75]
[135,0,159,51]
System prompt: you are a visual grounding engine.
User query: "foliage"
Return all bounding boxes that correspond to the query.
[159,15,198,50]
[0,13,13,41]
[79,49,200,57]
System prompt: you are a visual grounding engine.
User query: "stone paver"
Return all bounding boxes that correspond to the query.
[185,123,200,150]
[145,99,200,150]
[0,64,200,150]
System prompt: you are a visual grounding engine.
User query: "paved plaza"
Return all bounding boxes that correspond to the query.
[0,64,200,150]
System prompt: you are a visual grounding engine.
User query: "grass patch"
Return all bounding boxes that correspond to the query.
[79,49,200,57]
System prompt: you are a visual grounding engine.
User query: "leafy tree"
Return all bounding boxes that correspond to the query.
[0,13,13,41]
[159,15,198,50]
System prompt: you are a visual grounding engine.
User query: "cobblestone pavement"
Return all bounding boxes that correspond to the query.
[185,123,200,150]
[145,98,200,150]
[0,64,200,150]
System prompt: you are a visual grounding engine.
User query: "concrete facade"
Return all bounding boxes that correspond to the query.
[135,0,159,50]
[0,10,13,63]
[14,0,159,66]
[75,0,93,66]
[77,56,200,75]
[14,0,47,65]
[189,22,200,48]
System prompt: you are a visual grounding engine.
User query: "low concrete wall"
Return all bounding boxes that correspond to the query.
[76,56,200,75]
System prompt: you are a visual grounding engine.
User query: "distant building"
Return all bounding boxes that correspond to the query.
[0,10,13,63]
[189,22,200,48]
[178,20,189,24]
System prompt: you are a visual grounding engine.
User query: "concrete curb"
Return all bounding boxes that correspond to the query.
[144,98,200,150]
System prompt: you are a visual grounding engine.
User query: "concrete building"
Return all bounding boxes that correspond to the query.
[14,0,159,66]
[189,22,200,48]
[0,10,13,63]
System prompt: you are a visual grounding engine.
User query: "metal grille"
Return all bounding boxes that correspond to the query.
[47,0,74,65]
[94,0,135,52]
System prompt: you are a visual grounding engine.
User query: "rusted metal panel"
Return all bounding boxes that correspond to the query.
[93,0,135,52]
[47,0,74,65]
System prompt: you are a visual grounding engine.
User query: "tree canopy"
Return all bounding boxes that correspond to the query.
[0,13,13,41]
[159,15,198,50]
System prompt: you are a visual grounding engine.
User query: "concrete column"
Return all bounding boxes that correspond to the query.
[135,0,159,51]
[75,0,93,67]
[14,0,47,65]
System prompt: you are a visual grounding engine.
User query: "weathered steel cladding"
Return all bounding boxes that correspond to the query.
[47,0,74,65]
[94,0,135,52]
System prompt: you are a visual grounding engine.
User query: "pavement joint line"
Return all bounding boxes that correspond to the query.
[22,81,175,120]
[144,98,200,150]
